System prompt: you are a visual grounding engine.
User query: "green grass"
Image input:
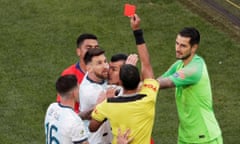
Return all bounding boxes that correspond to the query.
[0,0,239,143]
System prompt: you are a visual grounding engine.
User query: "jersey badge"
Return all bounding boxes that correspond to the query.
[174,70,185,79]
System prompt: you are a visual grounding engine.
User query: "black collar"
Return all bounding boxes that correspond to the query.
[107,94,147,103]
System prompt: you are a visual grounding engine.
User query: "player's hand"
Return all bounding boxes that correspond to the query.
[126,54,138,66]
[106,86,118,98]
[117,128,133,144]
[130,14,141,30]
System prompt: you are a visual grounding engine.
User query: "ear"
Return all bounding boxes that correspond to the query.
[191,44,198,53]
[86,64,93,72]
[76,48,81,57]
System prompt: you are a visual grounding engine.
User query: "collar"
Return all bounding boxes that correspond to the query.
[107,94,146,103]
[75,62,85,74]
[86,75,105,85]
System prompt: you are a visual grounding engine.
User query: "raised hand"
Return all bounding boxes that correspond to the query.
[126,54,138,66]
[130,14,141,30]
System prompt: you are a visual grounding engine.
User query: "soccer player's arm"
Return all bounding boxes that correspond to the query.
[79,108,93,120]
[156,77,175,89]
[156,61,180,89]
[170,61,202,86]
[71,119,89,144]
[89,103,106,132]
[88,118,104,132]
[158,61,202,88]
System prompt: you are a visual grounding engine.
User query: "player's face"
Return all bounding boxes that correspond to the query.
[108,60,125,85]
[91,54,109,80]
[175,35,193,60]
[77,39,99,59]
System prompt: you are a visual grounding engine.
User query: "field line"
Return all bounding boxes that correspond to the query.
[226,0,240,9]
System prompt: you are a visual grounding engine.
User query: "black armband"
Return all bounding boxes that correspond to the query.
[133,29,145,45]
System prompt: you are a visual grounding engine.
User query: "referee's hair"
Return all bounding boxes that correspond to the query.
[56,75,77,97]
[84,48,105,65]
[120,64,140,90]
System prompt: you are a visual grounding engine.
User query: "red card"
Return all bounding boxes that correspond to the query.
[124,4,136,16]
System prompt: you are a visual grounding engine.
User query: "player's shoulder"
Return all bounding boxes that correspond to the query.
[45,103,60,118]
[80,74,102,87]
[141,79,159,91]
[47,102,59,109]
[80,80,98,93]
[61,64,77,75]
[193,55,205,63]
[188,55,205,68]
[58,104,79,118]
[80,75,91,87]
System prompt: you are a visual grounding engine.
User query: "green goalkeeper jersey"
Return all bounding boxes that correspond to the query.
[162,55,221,143]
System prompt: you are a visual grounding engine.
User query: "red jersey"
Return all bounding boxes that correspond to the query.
[57,62,85,113]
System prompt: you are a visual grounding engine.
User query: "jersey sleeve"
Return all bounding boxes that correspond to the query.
[169,60,203,87]
[71,118,88,143]
[91,101,107,122]
[139,79,159,100]
[161,60,182,77]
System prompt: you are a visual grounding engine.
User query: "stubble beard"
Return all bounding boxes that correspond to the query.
[176,51,192,60]
[95,72,108,80]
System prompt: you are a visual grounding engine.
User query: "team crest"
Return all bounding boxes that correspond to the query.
[173,70,185,79]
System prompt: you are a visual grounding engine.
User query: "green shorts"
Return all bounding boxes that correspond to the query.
[178,135,223,144]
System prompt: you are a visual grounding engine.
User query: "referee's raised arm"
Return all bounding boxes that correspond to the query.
[130,14,154,80]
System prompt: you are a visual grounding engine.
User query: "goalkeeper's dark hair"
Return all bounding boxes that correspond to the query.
[178,27,200,46]
[120,64,140,90]
[56,75,78,96]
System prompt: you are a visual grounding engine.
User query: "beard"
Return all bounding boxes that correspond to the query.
[95,71,108,80]
[176,51,192,60]
[179,53,191,60]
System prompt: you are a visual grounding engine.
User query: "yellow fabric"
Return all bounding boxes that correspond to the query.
[92,79,159,144]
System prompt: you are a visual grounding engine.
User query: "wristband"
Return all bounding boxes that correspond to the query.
[133,29,145,45]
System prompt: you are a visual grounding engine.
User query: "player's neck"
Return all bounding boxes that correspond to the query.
[60,100,75,110]
[79,61,86,73]
[88,73,105,84]
[122,89,138,96]
[183,54,195,66]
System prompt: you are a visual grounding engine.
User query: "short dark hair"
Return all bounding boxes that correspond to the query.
[178,27,200,46]
[56,75,78,96]
[76,33,98,47]
[84,48,105,65]
[111,53,128,62]
[120,64,140,90]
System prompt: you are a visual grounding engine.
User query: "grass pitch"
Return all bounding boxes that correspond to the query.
[0,0,239,143]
